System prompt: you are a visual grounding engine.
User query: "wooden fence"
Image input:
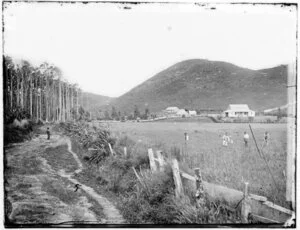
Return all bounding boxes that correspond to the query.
[146,148,294,224]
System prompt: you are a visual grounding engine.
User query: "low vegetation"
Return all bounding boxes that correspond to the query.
[41,145,78,173]
[108,121,289,209]
[4,107,34,145]
[61,121,241,224]
[4,125,33,146]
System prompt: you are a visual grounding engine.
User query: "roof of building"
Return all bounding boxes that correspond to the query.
[177,109,189,115]
[225,104,253,112]
[166,107,180,111]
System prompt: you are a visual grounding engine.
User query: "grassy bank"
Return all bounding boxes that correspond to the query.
[61,121,241,224]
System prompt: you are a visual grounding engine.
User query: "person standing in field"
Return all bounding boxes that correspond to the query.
[264,131,270,146]
[243,131,249,147]
[222,132,230,147]
[46,127,51,140]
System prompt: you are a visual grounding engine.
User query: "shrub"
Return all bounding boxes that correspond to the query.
[83,155,90,161]
[96,175,109,186]
[4,107,30,124]
[60,121,116,164]
[4,124,33,145]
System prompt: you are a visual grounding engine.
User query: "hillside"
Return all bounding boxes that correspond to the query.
[108,59,287,114]
[81,92,113,110]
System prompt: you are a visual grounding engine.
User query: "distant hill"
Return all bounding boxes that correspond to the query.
[103,59,288,114]
[81,92,113,112]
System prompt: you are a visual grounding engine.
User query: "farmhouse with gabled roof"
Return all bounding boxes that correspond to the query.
[165,107,180,113]
[223,104,255,118]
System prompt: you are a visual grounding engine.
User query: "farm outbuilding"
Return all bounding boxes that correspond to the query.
[223,104,255,118]
[165,107,180,113]
[162,107,180,117]
[188,110,197,116]
[177,109,189,117]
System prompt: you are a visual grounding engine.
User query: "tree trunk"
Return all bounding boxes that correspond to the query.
[68,85,70,120]
[20,71,24,109]
[50,78,53,122]
[55,80,57,122]
[71,86,74,120]
[66,84,68,121]
[53,80,56,121]
[62,82,65,122]
[29,75,32,118]
[3,66,7,110]
[45,76,48,122]
[36,76,39,121]
[58,80,61,121]
[24,72,28,113]
[56,82,59,121]
[39,77,42,120]
[16,71,20,107]
[76,88,79,120]
[52,79,55,122]
[10,70,13,110]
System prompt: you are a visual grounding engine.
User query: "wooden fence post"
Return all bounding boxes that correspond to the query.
[156,150,165,172]
[124,147,127,157]
[241,182,251,223]
[194,168,205,208]
[148,148,157,172]
[108,143,114,156]
[180,146,184,162]
[172,159,184,198]
[132,166,143,186]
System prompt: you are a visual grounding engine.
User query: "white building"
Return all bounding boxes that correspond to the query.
[165,107,180,113]
[177,109,190,117]
[189,110,197,116]
[223,104,255,118]
[159,107,180,118]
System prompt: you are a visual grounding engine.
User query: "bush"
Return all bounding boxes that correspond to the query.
[60,121,116,164]
[83,155,90,161]
[4,107,30,124]
[4,123,33,145]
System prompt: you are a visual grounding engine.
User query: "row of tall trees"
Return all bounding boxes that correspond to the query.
[3,55,83,123]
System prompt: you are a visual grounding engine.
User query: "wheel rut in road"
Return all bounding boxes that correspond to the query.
[58,137,125,224]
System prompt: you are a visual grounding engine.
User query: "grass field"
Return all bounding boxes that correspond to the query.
[104,121,289,208]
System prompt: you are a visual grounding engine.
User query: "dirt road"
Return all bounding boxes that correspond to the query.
[4,127,125,226]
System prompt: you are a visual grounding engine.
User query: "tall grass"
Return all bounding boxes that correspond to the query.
[108,122,288,208]
[183,139,287,207]
[96,134,241,224]
[66,122,243,224]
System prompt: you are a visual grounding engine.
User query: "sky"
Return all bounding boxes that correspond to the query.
[3,2,297,97]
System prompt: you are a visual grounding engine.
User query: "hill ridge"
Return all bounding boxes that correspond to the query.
[102,59,287,114]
